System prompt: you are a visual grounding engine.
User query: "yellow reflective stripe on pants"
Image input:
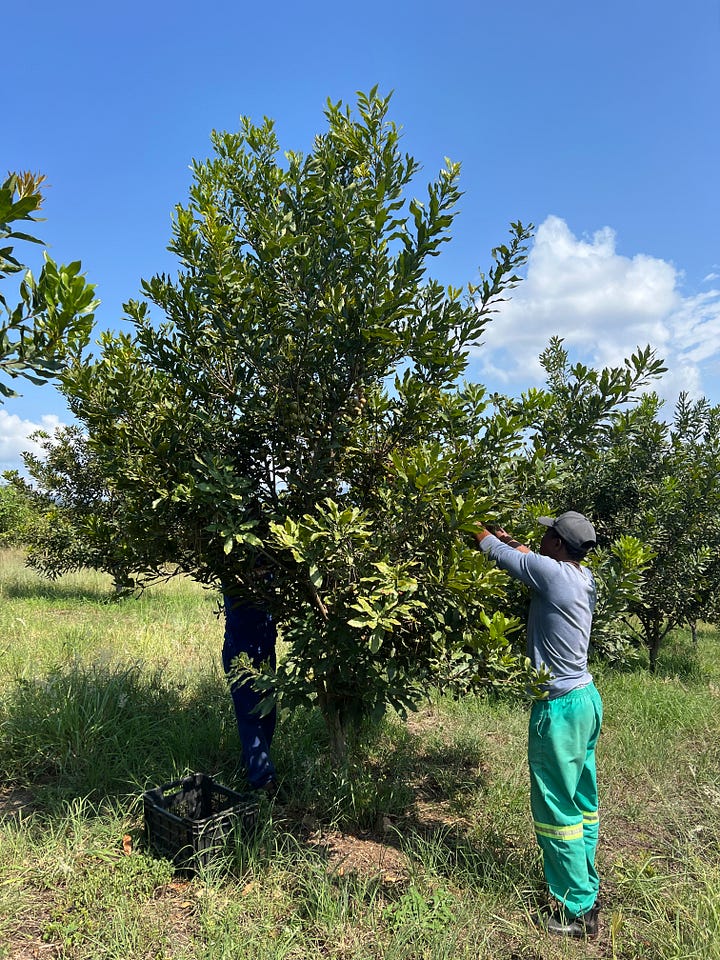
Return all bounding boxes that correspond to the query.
[582,810,599,825]
[534,820,584,842]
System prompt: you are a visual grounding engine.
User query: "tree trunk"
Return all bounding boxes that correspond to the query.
[648,619,662,673]
[325,706,347,767]
[649,637,660,671]
[316,683,348,766]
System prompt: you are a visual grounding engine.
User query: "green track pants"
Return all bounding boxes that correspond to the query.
[528,682,603,917]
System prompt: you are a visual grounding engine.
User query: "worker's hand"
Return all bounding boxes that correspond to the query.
[495,527,532,554]
[473,523,494,543]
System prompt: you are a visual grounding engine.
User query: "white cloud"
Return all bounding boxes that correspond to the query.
[670,289,720,364]
[473,216,720,406]
[0,410,65,472]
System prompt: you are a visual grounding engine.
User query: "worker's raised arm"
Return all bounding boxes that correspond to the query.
[474,526,531,554]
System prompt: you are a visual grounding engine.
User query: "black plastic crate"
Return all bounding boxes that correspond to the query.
[143,773,258,871]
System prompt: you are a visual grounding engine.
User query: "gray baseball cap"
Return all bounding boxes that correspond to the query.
[538,511,597,552]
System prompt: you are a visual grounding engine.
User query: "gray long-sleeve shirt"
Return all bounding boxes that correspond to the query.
[479,535,597,698]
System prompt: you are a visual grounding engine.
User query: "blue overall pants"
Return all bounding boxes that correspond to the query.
[222,596,277,789]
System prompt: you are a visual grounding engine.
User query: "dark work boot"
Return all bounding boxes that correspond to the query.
[256,778,288,803]
[539,902,599,939]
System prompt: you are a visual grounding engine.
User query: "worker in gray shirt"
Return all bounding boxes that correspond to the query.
[475,511,602,940]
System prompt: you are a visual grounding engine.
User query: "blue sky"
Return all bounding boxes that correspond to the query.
[3,0,719,470]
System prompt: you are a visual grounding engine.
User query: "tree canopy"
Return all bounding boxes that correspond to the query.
[547,364,720,668]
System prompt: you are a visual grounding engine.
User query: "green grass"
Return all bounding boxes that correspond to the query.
[1,548,719,958]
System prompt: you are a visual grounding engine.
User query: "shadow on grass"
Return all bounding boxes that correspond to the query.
[594,635,707,684]
[269,796,538,903]
[270,705,493,831]
[407,738,490,803]
[2,664,442,819]
[0,661,241,812]
[655,639,704,682]
[1,578,116,604]
[1,661,533,897]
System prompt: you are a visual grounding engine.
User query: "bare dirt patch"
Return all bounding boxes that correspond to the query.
[6,944,61,960]
[305,826,410,882]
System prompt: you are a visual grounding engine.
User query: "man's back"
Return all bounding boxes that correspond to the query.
[480,537,596,697]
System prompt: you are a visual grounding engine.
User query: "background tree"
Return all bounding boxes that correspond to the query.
[0,481,34,546]
[4,426,137,590]
[537,340,720,669]
[0,172,98,399]
[451,338,660,666]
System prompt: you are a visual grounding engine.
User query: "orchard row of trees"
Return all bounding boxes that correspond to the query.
[3,90,719,760]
